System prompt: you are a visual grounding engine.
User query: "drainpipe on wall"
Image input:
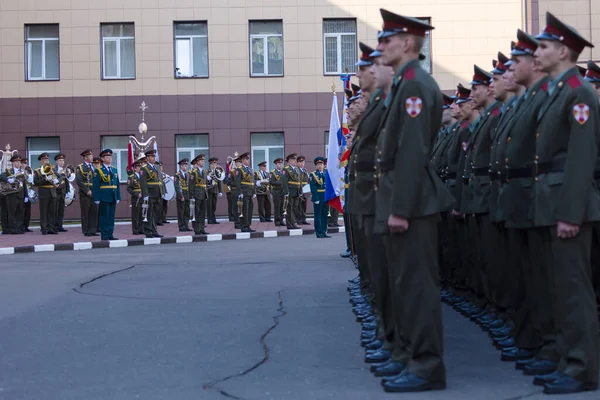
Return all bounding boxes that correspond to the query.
[522,0,528,32]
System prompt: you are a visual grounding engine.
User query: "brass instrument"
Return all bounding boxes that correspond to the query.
[41,164,61,188]
[208,165,225,181]
[65,164,76,182]
[282,195,289,217]
[190,197,196,222]
[142,198,149,222]
[237,195,243,218]
[0,170,26,195]
[255,170,269,195]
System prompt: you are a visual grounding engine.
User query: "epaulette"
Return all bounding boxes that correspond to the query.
[404,67,416,81]
[566,75,582,89]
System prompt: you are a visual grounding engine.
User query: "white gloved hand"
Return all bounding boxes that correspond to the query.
[143,196,149,201]
[52,179,59,184]
[7,177,15,184]
[315,201,320,204]
[24,197,29,203]
[94,201,100,205]
[252,194,256,199]
[116,200,120,204]
[218,192,223,197]
[238,194,243,199]
[207,175,212,181]
[256,181,261,187]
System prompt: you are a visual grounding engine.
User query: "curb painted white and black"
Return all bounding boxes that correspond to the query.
[0,227,346,256]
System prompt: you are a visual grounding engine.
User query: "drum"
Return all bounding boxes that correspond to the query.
[162,176,176,201]
[65,182,76,207]
[302,184,311,194]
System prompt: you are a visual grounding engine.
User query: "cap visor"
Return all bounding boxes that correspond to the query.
[510,49,532,57]
[355,60,373,67]
[535,31,557,41]
[456,98,472,104]
[491,67,506,75]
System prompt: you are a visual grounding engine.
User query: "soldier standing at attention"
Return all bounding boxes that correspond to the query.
[92,149,120,241]
[53,153,69,232]
[139,149,164,239]
[206,157,222,225]
[189,154,209,235]
[34,152,59,235]
[0,154,27,234]
[127,158,144,235]
[174,158,191,232]
[309,157,330,238]
[373,10,453,392]
[282,153,300,230]
[92,157,102,234]
[269,158,285,226]
[76,149,98,236]
[234,152,256,233]
[19,158,33,233]
[527,13,600,394]
[295,156,310,225]
[254,161,272,222]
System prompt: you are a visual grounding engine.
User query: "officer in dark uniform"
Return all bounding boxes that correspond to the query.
[19,158,33,233]
[92,157,103,233]
[254,161,272,222]
[234,152,256,232]
[0,154,27,234]
[207,157,222,224]
[139,149,164,238]
[309,157,329,238]
[33,152,59,235]
[174,158,191,231]
[53,153,69,232]
[372,10,453,392]
[154,161,168,225]
[296,156,310,225]
[527,13,599,394]
[92,149,120,240]
[76,149,98,236]
[189,154,210,235]
[282,153,300,229]
[269,158,285,226]
[127,158,144,235]
[226,157,243,229]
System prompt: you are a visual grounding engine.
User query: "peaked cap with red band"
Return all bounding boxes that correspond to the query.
[492,52,510,74]
[379,9,434,39]
[470,65,493,86]
[456,83,472,104]
[442,93,454,109]
[512,29,538,57]
[356,42,375,67]
[585,60,600,83]
[536,12,593,54]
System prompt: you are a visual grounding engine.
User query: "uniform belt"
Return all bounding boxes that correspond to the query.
[132,189,141,192]
[241,182,255,186]
[506,158,566,180]
[445,172,457,179]
[317,189,325,192]
[195,184,206,188]
[377,161,394,172]
[147,182,162,185]
[489,171,505,182]
[100,185,118,189]
[288,182,301,185]
[40,185,55,189]
[85,183,93,186]
[354,161,376,172]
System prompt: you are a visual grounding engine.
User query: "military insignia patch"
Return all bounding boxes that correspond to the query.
[405,97,423,118]
[573,104,590,125]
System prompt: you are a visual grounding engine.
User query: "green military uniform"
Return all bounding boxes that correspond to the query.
[139,150,164,238]
[127,166,144,235]
[189,160,209,235]
[75,150,98,236]
[206,157,222,224]
[374,12,453,389]
[0,159,27,234]
[254,164,272,222]
[53,154,69,232]
[33,153,58,235]
[282,154,301,229]
[309,158,329,238]
[174,163,191,232]
[233,154,256,232]
[296,160,309,225]
[92,150,120,240]
[269,161,285,226]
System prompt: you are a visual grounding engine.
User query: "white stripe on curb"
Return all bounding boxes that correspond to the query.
[73,242,92,251]
[206,234,222,242]
[236,232,251,240]
[34,244,54,252]
[338,227,346,233]
[144,238,161,245]
[263,230,278,238]
[289,229,303,236]
[176,236,193,243]
[109,240,129,248]
[0,247,15,255]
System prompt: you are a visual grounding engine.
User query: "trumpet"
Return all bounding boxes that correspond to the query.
[190,197,196,222]
[142,198,149,222]
[41,164,60,187]
[282,195,289,217]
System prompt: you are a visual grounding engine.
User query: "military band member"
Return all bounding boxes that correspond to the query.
[234,152,256,232]
[139,149,164,238]
[0,154,27,234]
[189,154,209,235]
[254,161,272,222]
[76,149,98,236]
[269,158,285,226]
[310,157,330,238]
[53,153,69,232]
[282,153,301,230]
[526,13,599,394]
[20,158,32,233]
[296,156,310,225]
[127,158,144,235]
[155,161,169,225]
[372,10,453,392]
[174,158,191,232]
[227,157,243,229]
[207,157,222,224]
[34,152,60,235]
[92,149,120,241]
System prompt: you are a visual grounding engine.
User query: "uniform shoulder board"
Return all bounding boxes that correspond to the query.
[404,67,416,81]
[566,75,582,89]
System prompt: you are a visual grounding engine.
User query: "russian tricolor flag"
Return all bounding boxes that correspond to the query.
[325,94,345,214]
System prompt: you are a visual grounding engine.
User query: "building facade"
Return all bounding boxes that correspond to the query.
[0,0,594,219]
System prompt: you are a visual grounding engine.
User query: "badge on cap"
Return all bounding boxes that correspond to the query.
[405,97,423,118]
[573,103,590,125]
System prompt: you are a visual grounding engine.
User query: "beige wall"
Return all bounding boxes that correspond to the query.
[0,0,524,97]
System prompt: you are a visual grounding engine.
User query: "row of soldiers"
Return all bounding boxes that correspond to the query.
[345,9,599,394]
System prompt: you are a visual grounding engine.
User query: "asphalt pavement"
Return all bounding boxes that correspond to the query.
[0,234,597,400]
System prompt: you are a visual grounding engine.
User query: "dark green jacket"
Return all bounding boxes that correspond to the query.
[234,165,256,196]
[444,121,470,210]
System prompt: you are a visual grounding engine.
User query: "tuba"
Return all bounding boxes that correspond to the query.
[209,165,225,181]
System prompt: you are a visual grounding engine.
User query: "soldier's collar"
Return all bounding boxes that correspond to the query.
[393,58,420,86]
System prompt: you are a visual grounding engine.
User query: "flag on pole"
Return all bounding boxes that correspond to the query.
[153,141,159,162]
[324,93,345,214]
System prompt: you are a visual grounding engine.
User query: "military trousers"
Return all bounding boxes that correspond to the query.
[591,222,600,307]
[448,215,468,294]
[384,214,445,382]
[285,196,298,228]
[176,197,190,230]
[143,196,161,236]
[191,198,207,233]
[257,194,271,221]
[489,222,512,314]
[39,196,56,234]
[161,199,169,223]
[464,215,485,304]
[206,191,218,223]
[313,201,328,237]
[131,195,143,234]
[240,194,254,230]
[329,207,339,226]
[54,192,65,230]
[548,224,598,383]
[352,214,369,288]
[98,200,116,239]
[226,192,235,221]
[296,195,307,223]
[79,194,98,235]
[22,199,31,230]
[3,194,24,233]
[229,191,240,225]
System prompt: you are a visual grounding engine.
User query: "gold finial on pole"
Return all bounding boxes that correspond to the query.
[331,79,336,93]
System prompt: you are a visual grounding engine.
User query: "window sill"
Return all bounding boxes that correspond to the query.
[250,74,284,78]
[175,75,209,79]
[324,72,356,77]
[25,78,60,82]
[101,77,137,81]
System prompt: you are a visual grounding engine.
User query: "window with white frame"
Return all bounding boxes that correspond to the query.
[174,22,209,78]
[250,132,284,171]
[176,134,209,170]
[101,23,136,79]
[419,17,432,74]
[249,20,283,77]
[25,24,59,81]
[101,136,129,182]
[27,137,60,170]
[323,19,357,75]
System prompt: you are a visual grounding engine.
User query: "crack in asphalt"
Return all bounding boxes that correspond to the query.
[202,290,287,400]
[72,264,139,295]
[502,391,542,400]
